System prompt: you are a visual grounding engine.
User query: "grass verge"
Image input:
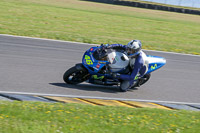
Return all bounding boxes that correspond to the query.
[0,101,200,133]
[0,0,200,55]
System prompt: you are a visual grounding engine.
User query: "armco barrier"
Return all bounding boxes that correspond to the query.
[82,0,200,15]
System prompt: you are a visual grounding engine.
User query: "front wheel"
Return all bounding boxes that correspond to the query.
[63,66,90,85]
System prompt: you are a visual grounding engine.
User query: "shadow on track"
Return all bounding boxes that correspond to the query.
[49,83,138,93]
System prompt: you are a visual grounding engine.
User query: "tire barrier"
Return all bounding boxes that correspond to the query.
[82,0,200,15]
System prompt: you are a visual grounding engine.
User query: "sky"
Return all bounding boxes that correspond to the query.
[144,0,200,8]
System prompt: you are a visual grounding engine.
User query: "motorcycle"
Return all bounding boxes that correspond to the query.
[63,44,166,92]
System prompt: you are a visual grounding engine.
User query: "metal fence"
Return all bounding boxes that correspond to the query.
[144,0,200,8]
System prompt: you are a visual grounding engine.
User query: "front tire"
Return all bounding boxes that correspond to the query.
[63,66,89,85]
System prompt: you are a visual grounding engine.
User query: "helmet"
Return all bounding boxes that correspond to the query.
[127,40,142,57]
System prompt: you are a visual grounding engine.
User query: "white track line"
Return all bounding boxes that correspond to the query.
[0,91,199,105]
[1,34,199,57]
[0,34,98,46]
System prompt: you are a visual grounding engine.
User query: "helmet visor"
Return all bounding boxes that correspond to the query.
[127,47,137,55]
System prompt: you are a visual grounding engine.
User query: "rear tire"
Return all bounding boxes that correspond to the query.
[63,66,89,85]
[134,73,151,87]
[139,73,151,86]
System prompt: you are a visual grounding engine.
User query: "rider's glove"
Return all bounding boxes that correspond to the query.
[105,44,111,49]
[100,44,111,49]
[111,72,120,79]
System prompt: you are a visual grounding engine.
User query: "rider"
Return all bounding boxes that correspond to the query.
[105,40,148,91]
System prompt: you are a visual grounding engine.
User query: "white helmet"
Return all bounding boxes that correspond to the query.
[127,40,142,57]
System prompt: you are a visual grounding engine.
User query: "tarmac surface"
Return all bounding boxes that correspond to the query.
[0,34,200,104]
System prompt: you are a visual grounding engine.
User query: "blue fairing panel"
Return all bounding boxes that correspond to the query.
[146,55,166,74]
[82,46,108,74]
[147,63,165,74]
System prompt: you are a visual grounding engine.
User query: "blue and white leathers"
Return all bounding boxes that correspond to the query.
[120,51,148,86]
[108,44,148,88]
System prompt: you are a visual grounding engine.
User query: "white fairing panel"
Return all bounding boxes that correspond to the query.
[108,52,129,72]
[147,56,166,64]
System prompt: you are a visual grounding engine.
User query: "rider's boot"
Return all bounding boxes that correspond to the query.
[119,81,130,92]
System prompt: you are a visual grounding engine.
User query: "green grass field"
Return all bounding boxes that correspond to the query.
[0,0,200,55]
[0,101,200,133]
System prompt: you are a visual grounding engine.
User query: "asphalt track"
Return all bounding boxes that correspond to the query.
[0,34,200,104]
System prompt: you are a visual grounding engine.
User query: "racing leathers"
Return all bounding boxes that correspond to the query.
[107,44,148,89]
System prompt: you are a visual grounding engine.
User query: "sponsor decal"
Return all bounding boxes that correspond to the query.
[85,55,93,65]
[96,64,100,68]
[115,56,119,61]
[89,52,95,62]
[98,61,106,64]
[92,75,104,80]
[134,76,139,80]
[93,67,99,71]
[151,64,157,70]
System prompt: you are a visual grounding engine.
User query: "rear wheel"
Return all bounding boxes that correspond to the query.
[63,66,90,84]
[140,73,151,86]
[134,73,151,87]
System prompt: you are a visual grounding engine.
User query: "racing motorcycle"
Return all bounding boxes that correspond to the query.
[63,44,166,92]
